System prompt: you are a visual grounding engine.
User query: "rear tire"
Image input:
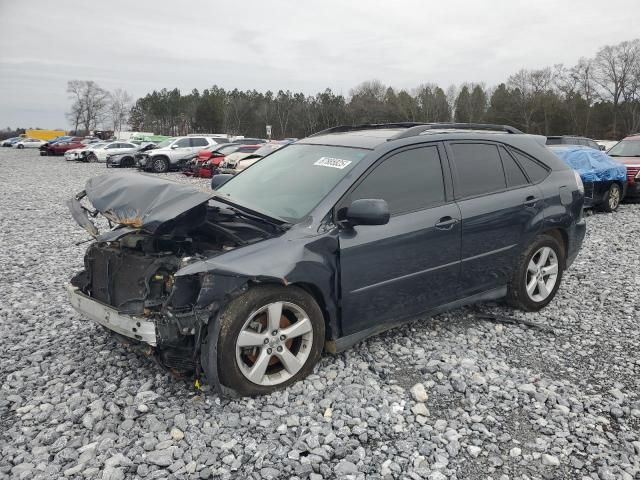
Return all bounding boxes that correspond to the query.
[206,285,325,396]
[599,183,621,212]
[17,144,24,149]
[121,157,134,168]
[507,234,565,312]
[87,153,98,163]
[152,156,169,173]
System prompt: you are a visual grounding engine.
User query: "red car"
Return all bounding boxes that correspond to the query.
[607,134,640,198]
[47,137,86,156]
[183,144,261,178]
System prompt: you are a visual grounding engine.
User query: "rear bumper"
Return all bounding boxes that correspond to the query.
[66,284,157,346]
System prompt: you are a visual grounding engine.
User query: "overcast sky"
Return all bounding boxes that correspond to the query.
[0,0,638,129]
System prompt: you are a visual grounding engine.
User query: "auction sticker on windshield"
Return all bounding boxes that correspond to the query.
[314,157,352,169]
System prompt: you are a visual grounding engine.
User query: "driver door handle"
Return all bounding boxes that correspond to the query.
[524,195,538,207]
[435,216,459,230]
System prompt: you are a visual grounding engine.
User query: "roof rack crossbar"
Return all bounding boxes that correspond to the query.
[388,123,523,141]
[308,123,426,137]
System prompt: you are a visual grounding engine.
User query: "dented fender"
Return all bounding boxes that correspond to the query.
[176,233,340,340]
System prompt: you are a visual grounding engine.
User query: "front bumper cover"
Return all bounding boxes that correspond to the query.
[67,284,158,346]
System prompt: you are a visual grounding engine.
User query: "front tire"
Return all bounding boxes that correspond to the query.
[87,153,98,163]
[207,285,325,396]
[507,234,565,311]
[152,156,169,173]
[17,144,24,149]
[600,183,621,212]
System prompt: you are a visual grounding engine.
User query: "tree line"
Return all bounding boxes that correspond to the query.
[122,38,639,140]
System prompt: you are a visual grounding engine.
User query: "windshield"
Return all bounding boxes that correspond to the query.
[608,140,640,157]
[217,144,369,221]
[155,138,176,149]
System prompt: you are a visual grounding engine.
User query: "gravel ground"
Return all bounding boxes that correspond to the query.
[1,148,639,480]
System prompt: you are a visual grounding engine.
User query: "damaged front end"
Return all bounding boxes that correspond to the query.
[67,173,286,390]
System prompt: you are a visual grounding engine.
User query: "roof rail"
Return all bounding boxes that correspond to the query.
[388,123,523,141]
[308,123,425,137]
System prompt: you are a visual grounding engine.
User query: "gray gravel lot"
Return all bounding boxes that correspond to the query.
[0,148,639,480]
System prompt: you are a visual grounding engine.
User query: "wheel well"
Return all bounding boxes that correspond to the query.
[542,228,568,264]
[289,282,334,341]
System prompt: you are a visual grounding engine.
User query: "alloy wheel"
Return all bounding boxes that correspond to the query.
[153,158,167,172]
[525,246,559,302]
[235,301,313,386]
[608,185,620,210]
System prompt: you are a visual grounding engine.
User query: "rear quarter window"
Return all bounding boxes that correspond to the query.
[508,148,550,183]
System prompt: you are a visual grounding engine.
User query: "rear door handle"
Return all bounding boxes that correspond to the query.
[524,196,538,207]
[435,216,459,230]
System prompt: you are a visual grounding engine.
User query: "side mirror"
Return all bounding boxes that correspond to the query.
[170,144,178,149]
[211,174,234,190]
[599,144,606,151]
[345,199,390,226]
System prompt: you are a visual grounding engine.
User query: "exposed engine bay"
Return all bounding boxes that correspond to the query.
[67,173,286,374]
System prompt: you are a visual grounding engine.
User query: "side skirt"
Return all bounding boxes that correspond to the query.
[327,286,507,353]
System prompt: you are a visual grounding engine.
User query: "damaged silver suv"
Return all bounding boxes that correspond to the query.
[67,123,586,396]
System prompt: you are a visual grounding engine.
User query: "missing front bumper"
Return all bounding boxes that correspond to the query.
[66,284,158,346]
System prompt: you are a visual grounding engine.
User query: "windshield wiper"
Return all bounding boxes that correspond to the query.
[211,194,291,230]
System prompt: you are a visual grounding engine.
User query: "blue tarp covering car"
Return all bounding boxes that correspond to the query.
[550,145,627,182]
[549,145,627,211]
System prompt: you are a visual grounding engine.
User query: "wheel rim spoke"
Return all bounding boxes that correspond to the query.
[280,317,312,340]
[266,302,284,332]
[538,248,550,268]
[246,348,271,383]
[276,347,303,375]
[537,278,549,298]
[527,259,538,273]
[237,330,267,348]
[542,263,558,276]
[526,277,538,295]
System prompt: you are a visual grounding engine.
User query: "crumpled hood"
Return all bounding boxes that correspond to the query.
[68,172,214,236]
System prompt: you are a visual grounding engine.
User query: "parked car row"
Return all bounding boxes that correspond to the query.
[5,138,47,148]
[134,136,269,173]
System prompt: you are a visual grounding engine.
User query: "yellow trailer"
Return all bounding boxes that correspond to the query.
[25,129,66,141]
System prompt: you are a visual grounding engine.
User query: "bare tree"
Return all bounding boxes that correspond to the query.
[109,88,133,135]
[620,40,640,134]
[66,80,110,134]
[66,80,85,133]
[593,40,639,136]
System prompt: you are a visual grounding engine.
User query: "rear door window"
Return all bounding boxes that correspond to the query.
[347,145,445,216]
[190,137,209,147]
[449,143,506,198]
